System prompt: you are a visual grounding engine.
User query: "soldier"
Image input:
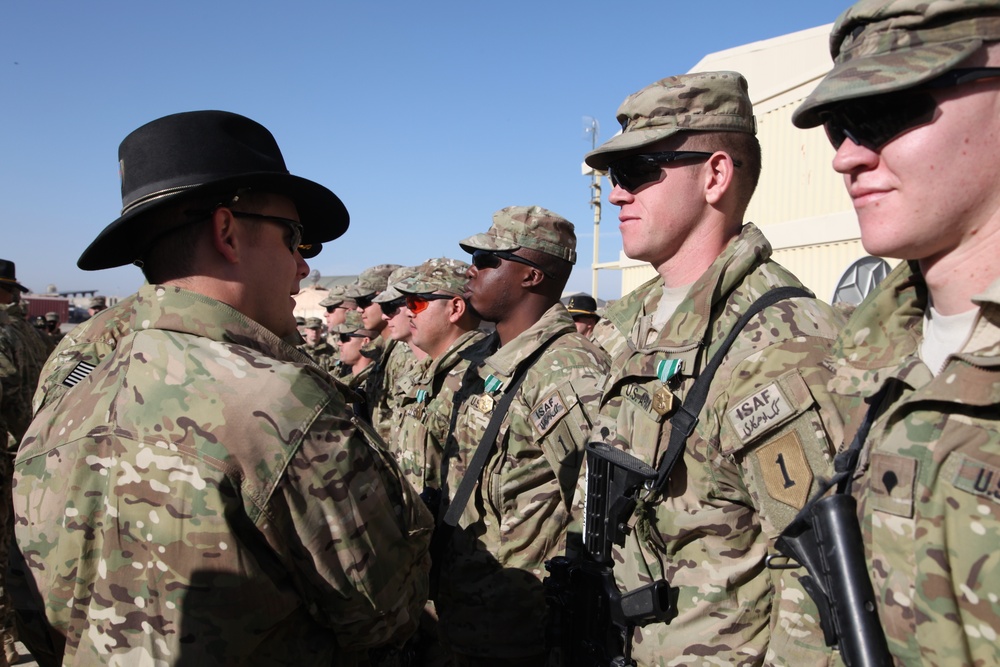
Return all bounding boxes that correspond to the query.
[13,111,432,665]
[0,259,47,666]
[565,293,600,337]
[318,284,352,377]
[581,72,844,665]
[435,206,610,666]
[87,295,107,317]
[297,316,337,374]
[791,1,1000,663]
[334,311,380,390]
[43,312,64,345]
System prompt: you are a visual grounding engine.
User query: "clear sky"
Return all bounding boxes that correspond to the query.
[1,0,849,302]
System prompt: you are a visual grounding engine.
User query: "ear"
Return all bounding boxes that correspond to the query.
[209,207,241,264]
[519,266,545,289]
[703,152,736,206]
[447,296,465,324]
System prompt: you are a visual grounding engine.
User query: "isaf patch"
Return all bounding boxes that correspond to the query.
[755,431,812,509]
[531,390,567,436]
[727,381,794,444]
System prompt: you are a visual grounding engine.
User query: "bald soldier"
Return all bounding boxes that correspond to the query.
[13,111,432,664]
[790,1,1000,664]
[580,73,844,665]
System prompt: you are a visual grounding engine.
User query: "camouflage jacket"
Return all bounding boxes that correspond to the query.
[0,302,47,445]
[828,262,1000,667]
[437,304,609,660]
[299,339,338,375]
[393,329,488,495]
[591,224,843,666]
[14,285,433,665]
[369,340,424,445]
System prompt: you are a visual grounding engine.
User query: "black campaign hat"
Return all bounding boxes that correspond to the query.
[566,294,598,317]
[0,259,28,293]
[79,110,350,270]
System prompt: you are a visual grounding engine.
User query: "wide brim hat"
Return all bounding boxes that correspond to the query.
[585,71,757,170]
[566,294,598,316]
[79,110,350,270]
[793,3,1000,128]
[0,259,28,293]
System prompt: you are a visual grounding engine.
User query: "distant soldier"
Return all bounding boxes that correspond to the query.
[435,206,610,666]
[13,111,431,664]
[0,259,46,666]
[333,311,380,392]
[319,285,352,378]
[87,295,107,317]
[565,293,600,337]
[298,316,337,373]
[43,312,64,345]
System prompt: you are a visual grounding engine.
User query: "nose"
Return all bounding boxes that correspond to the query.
[608,183,634,206]
[831,136,880,175]
[465,265,478,280]
[294,252,309,279]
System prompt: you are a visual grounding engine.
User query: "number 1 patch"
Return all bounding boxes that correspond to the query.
[755,431,812,509]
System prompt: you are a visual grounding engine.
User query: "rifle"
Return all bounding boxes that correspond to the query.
[544,442,675,667]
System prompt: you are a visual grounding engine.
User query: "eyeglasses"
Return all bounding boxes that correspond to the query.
[470,249,551,278]
[229,211,320,258]
[380,297,406,318]
[607,151,715,192]
[354,295,375,310]
[819,67,1000,151]
[324,305,348,313]
[405,293,453,314]
[337,333,367,344]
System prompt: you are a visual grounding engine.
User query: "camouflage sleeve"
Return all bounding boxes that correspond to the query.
[715,329,843,666]
[0,330,31,443]
[273,409,434,650]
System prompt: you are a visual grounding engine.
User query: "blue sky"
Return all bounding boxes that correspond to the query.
[1,1,849,302]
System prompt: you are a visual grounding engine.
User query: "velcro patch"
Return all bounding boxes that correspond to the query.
[531,390,567,436]
[755,431,812,509]
[62,361,97,388]
[870,452,917,518]
[727,382,794,444]
[953,456,1000,505]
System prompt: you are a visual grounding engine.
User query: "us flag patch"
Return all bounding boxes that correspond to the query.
[62,361,97,388]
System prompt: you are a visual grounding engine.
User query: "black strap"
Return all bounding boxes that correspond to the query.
[833,384,890,495]
[654,286,811,491]
[442,333,562,527]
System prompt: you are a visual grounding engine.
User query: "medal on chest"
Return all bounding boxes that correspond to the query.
[652,358,682,416]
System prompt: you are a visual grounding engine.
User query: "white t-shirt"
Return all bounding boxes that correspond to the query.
[920,305,979,376]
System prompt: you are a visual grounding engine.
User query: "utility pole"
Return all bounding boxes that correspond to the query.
[583,117,601,297]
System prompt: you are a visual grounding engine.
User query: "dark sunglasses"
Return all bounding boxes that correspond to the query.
[404,293,453,314]
[229,211,321,258]
[607,151,716,192]
[380,297,406,317]
[337,333,367,343]
[324,305,347,313]
[819,67,1000,151]
[354,295,375,310]
[470,249,551,278]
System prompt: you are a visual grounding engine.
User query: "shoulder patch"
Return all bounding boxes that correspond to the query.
[754,431,812,509]
[727,381,795,444]
[531,389,568,436]
[62,361,97,388]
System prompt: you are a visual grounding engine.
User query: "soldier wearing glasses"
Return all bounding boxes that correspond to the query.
[794,1,1000,664]
[582,73,844,665]
[434,206,609,666]
[12,111,432,665]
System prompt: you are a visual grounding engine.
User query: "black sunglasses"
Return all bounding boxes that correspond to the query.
[337,333,367,343]
[470,249,551,278]
[380,297,406,317]
[354,295,375,310]
[607,151,717,192]
[819,67,1000,151]
[228,211,322,259]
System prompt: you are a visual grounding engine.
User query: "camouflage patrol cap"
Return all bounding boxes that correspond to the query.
[344,264,403,299]
[397,257,471,297]
[45,312,59,322]
[794,0,1000,128]
[295,316,305,326]
[331,311,379,338]
[585,71,757,170]
[89,295,107,309]
[373,265,422,304]
[303,317,323,329]
[459,205,577,264]
[318,284,348,308]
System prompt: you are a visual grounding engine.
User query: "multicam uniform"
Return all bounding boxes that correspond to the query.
[14,285,433,664]
[299,339,338,375]
[437,304,609,663]
[828,262,1000,666]
[592,224,843,666]
[368,338,421,445]
[394,329,487,495]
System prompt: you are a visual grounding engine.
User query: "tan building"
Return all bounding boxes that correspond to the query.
[610,25,894,304]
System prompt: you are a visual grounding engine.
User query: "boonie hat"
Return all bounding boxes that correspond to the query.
[398,257,471,297]
[345,264,403,299]
[794,0,1000,127]
[566,294,599,317]
[79,110,350,271]
[585,71,757,170]
[460,205,577,264]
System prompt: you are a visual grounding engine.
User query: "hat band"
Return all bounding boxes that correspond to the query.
[121,184,204,216]
[838,14,1000,64]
